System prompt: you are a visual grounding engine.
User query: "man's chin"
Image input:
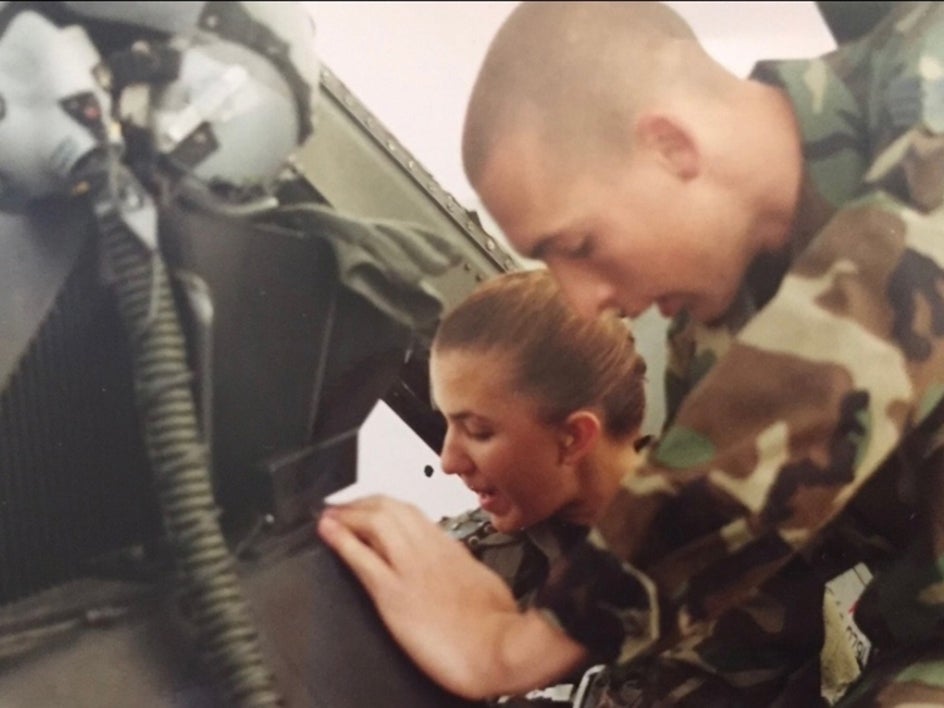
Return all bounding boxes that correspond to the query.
[690,299,733,326]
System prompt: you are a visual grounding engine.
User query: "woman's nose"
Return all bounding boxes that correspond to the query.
[439,429,472,476]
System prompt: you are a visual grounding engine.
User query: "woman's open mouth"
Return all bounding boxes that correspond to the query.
[470,485,499,511]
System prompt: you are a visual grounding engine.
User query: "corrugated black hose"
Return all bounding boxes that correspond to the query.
[83,156,281,707]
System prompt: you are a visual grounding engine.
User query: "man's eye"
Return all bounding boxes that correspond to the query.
[564,237,594,259]
[467,428,493,441]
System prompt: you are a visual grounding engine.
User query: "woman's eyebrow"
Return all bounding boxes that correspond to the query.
[445,411,493,426]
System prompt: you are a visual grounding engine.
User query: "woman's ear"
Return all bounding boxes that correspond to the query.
[633,434,654,452]
[635,113,700,181]
[558,410,602,466]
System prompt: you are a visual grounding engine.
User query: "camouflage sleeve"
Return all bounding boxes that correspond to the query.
[536,16,944,664]
[440,508,554,604]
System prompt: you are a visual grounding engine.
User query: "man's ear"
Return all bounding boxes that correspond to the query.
[635,113,700,181]
[558,410,602,466]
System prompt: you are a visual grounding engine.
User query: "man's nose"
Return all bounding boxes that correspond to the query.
[439,428,472,476]
[549,266,620,318]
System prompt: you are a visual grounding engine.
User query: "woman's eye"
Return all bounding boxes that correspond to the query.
[467,428,493,441]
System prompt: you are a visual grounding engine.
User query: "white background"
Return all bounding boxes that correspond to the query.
[307,2,837,519]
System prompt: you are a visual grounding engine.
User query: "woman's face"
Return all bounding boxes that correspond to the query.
[430,347,582,533]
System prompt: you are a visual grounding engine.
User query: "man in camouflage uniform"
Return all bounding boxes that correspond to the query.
[319,2,944,705]
[502,3,944,705]
[626,5,944,703]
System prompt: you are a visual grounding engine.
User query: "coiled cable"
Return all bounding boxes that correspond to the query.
[89,160,282,707]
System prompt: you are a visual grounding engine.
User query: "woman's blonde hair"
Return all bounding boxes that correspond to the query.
[433,270,646,439]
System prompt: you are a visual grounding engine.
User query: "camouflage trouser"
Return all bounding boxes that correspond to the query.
[834,643,944,707]
[575,651,944,707]
[576,659,768,708]
[485,661,755,708]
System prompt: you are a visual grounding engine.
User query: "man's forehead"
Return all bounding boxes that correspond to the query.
[475,132,568,259]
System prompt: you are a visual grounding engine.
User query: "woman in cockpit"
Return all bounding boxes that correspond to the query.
[430,268,648,705]
[432,268,647,602]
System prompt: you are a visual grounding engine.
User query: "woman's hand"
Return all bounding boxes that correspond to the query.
[316,495,586,700]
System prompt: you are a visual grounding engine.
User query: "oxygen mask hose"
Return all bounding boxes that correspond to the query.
[0,6,279,699]
[79,154,281,707]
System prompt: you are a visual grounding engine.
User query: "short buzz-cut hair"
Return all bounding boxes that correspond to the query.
[462,2,697,185]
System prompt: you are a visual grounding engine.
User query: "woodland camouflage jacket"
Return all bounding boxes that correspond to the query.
[529,1,944,700]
